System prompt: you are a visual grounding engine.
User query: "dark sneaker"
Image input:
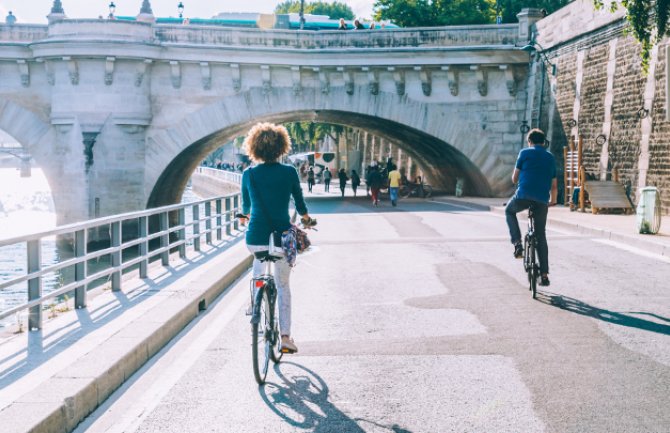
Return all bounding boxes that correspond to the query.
[513,243,523,259]
[539,276,550,286]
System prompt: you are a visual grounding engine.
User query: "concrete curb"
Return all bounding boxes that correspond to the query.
[436,197,669,257]
[1,243,253,433]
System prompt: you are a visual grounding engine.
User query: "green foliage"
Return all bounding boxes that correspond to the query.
[274,1,355,20]
[374,0,569,27]
[283,122,345,152]
[593,0,669,74]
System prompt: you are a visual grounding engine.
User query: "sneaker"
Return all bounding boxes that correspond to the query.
[539,276,550,286]
[513,243,523,259]
[280,336,298,354]
[245,303,253,316]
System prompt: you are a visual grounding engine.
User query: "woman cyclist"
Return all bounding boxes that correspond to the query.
[239,122,314,353]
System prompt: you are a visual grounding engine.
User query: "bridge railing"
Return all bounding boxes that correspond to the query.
[154,24,521,48]
[196,166,243,184]
[0,24,49,43]
[0,22,520,47]
[0,190,243,331]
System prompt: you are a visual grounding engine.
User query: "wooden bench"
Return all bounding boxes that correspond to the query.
[579,166,634,214]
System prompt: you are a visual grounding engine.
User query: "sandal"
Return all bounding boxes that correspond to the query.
[280,336,298,354]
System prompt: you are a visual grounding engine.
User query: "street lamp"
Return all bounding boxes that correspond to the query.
[521,40,557,76]
[177,2,184,19]
[108,1,116,18]
[299,0,305,30]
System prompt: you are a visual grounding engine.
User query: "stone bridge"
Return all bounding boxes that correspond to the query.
[0,9,540,224]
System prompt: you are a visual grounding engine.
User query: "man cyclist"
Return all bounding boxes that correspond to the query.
[505,128,557,287]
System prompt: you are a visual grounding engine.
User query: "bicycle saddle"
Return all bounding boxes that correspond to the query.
[253,251,282,262]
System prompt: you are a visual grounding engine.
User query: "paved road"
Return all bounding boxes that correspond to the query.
[75,196,670,433]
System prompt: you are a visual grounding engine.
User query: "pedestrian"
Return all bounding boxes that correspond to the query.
[323,166,332,192]
[353,18,365,30]
[367,165,383,206]
[307,166,315,193]
[338,168,349,197]
[369,22,376,30]
[6,11,17,25]
[350,170,361,197]
[388,164,401,206]
[238,122,314,354]
[338,18,347,30]
[505,128,557,287]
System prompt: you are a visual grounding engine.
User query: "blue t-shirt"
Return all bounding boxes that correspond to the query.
[241,163,308,246]
[515,145,556,203]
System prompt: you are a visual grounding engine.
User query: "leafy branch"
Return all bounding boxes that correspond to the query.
[594,0,670,73]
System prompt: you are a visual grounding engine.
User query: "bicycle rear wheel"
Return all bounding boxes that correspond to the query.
[251,287,271,384]
[268,287,283,364]
[529,243,537,298]
[423,185,433,198]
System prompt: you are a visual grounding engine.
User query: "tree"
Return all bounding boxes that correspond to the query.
[274,1,355,20]
[373,0,568,27]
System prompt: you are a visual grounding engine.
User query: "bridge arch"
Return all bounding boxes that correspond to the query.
[0,98,89,224]
[147,87,516,208]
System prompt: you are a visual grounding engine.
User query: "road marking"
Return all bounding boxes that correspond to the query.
[76,274,250,433]
[592,239,670,263]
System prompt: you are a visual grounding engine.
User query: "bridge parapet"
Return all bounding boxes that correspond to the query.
[0,24,48,43]
[0,22,521,49]
[47,19,154,43]
[154,24,521,49]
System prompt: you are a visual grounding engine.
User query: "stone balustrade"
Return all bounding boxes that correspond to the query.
[0,21,520,49]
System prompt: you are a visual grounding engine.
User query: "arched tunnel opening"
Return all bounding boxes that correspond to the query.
[0,128,56,233]
[147,110,494,209]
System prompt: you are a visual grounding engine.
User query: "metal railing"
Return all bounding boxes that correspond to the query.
[196,166,243,184]
[0,191,243,331]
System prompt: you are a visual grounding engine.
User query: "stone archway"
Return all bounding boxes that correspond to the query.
[146,87,517,208]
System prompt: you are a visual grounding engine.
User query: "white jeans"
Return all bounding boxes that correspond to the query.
[247,245,292,336]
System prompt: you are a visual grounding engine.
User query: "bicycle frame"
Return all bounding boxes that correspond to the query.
[523,206,539,298]
[250,259,277,326]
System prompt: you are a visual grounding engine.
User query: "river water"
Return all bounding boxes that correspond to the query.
[0,167,200,327]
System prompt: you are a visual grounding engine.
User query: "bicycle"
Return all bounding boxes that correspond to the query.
[239,214,316,385]
[523,205,540,299]
[249,248,283,384]
[399,183,433,199]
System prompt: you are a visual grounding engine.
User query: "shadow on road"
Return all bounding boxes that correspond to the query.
[304,195,488,215]
[538,292,670,336]
[259,361,413,433]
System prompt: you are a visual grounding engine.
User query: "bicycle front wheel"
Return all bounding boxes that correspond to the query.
[252,288,271,384]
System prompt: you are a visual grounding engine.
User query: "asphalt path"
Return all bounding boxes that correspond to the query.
[75,196,670,433]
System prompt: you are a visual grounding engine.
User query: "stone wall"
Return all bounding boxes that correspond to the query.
[534,2,670,213]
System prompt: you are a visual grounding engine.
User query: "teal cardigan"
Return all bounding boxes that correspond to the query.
[241,163,308,246]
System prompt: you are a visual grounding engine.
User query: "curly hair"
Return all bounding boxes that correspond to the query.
[243,122,292,163]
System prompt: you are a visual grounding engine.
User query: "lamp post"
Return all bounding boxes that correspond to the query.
[108,1,116,18]
[521,41,556,129]
[299,0,305,30]
[178,2,184,19]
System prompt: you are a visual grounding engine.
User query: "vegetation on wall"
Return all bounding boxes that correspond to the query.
[593,0,670,73]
